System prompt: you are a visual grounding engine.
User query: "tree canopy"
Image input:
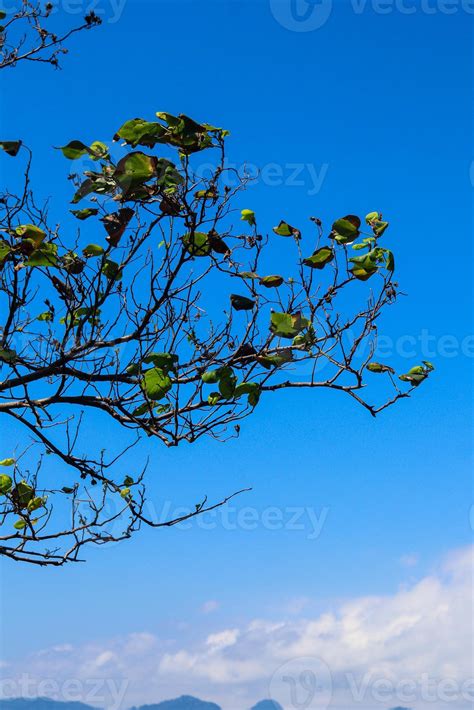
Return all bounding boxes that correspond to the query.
[0,7,433,565]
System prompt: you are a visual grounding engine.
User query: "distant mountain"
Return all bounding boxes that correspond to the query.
[0,700,96,710]
[0,697,289,710]
[133,698,221,710]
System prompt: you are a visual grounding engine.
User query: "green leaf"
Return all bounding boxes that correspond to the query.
[0,349,17,364]
[331,215,361,245]
[385,249,395,272]
[155,112,215,154]
[15,224,46,246]
[114,152,156,191]
[303,247,334,269]
[399,373,427,386]
[352,237,375,251]
[70,208,99,221]
[350,265,378,281]
[57,140,91,160]
[349,246,393,278]
[36,311,54,323]
[248,389,260,407]
[132,402,150,416]
[89,141,109,160]
[142,352,178,374]
[241,209,256,226]
[126,363,141,376]
[230,294,255,311]
[155,158,183,192]
[373,220,389,237]
[83,243,105,257]
[365,211,380,225]
[399,362,434,387]
[0,474,13,494]
[102,259,122,280]
[120,488,131,499]
[123,476,134,487]
[273,220,301,239]
[238,271,259,280]
[202,370,221,384]
[292,327,316,348]
[0,240,11,264]
[257,349,293,369]
[259,275,283,288]
[114,118,167,148]
[195,188,217,201]
[141,367,172,401]
[71,174,116,204]
[207,392,222,405]
[182,231,211,257]
[13,519,27,531]
[25,242,58,268]
[0,458,15,468]
[0,141,21,157]
[366,362,395,374]
[71,178,96,204]
[27,496,46,512]
[12,481,34,509]
[218,367,237,399]
[62,251,85,275]
[270,312,310,339]
[201,122,230,138]
[349,249,380,280]
[234,381,260,407]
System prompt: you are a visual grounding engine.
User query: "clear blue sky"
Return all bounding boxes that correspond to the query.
[0,1,472,706]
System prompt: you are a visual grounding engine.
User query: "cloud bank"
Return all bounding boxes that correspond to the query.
[1,546,472,710]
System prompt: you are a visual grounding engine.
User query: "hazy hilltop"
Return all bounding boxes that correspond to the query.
[0,701,220,710]
[0,698,413,710]
[131,698,221,710]
[0,700,96,710]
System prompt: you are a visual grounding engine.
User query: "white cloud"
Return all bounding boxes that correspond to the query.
[399,553,419,568]
[1,546,472,710]
[201,600,220,614]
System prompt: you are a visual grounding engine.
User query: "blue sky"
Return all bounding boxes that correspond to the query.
[0,1,472,708]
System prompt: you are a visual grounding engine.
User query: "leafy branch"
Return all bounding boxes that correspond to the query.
[0,111,434,565]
